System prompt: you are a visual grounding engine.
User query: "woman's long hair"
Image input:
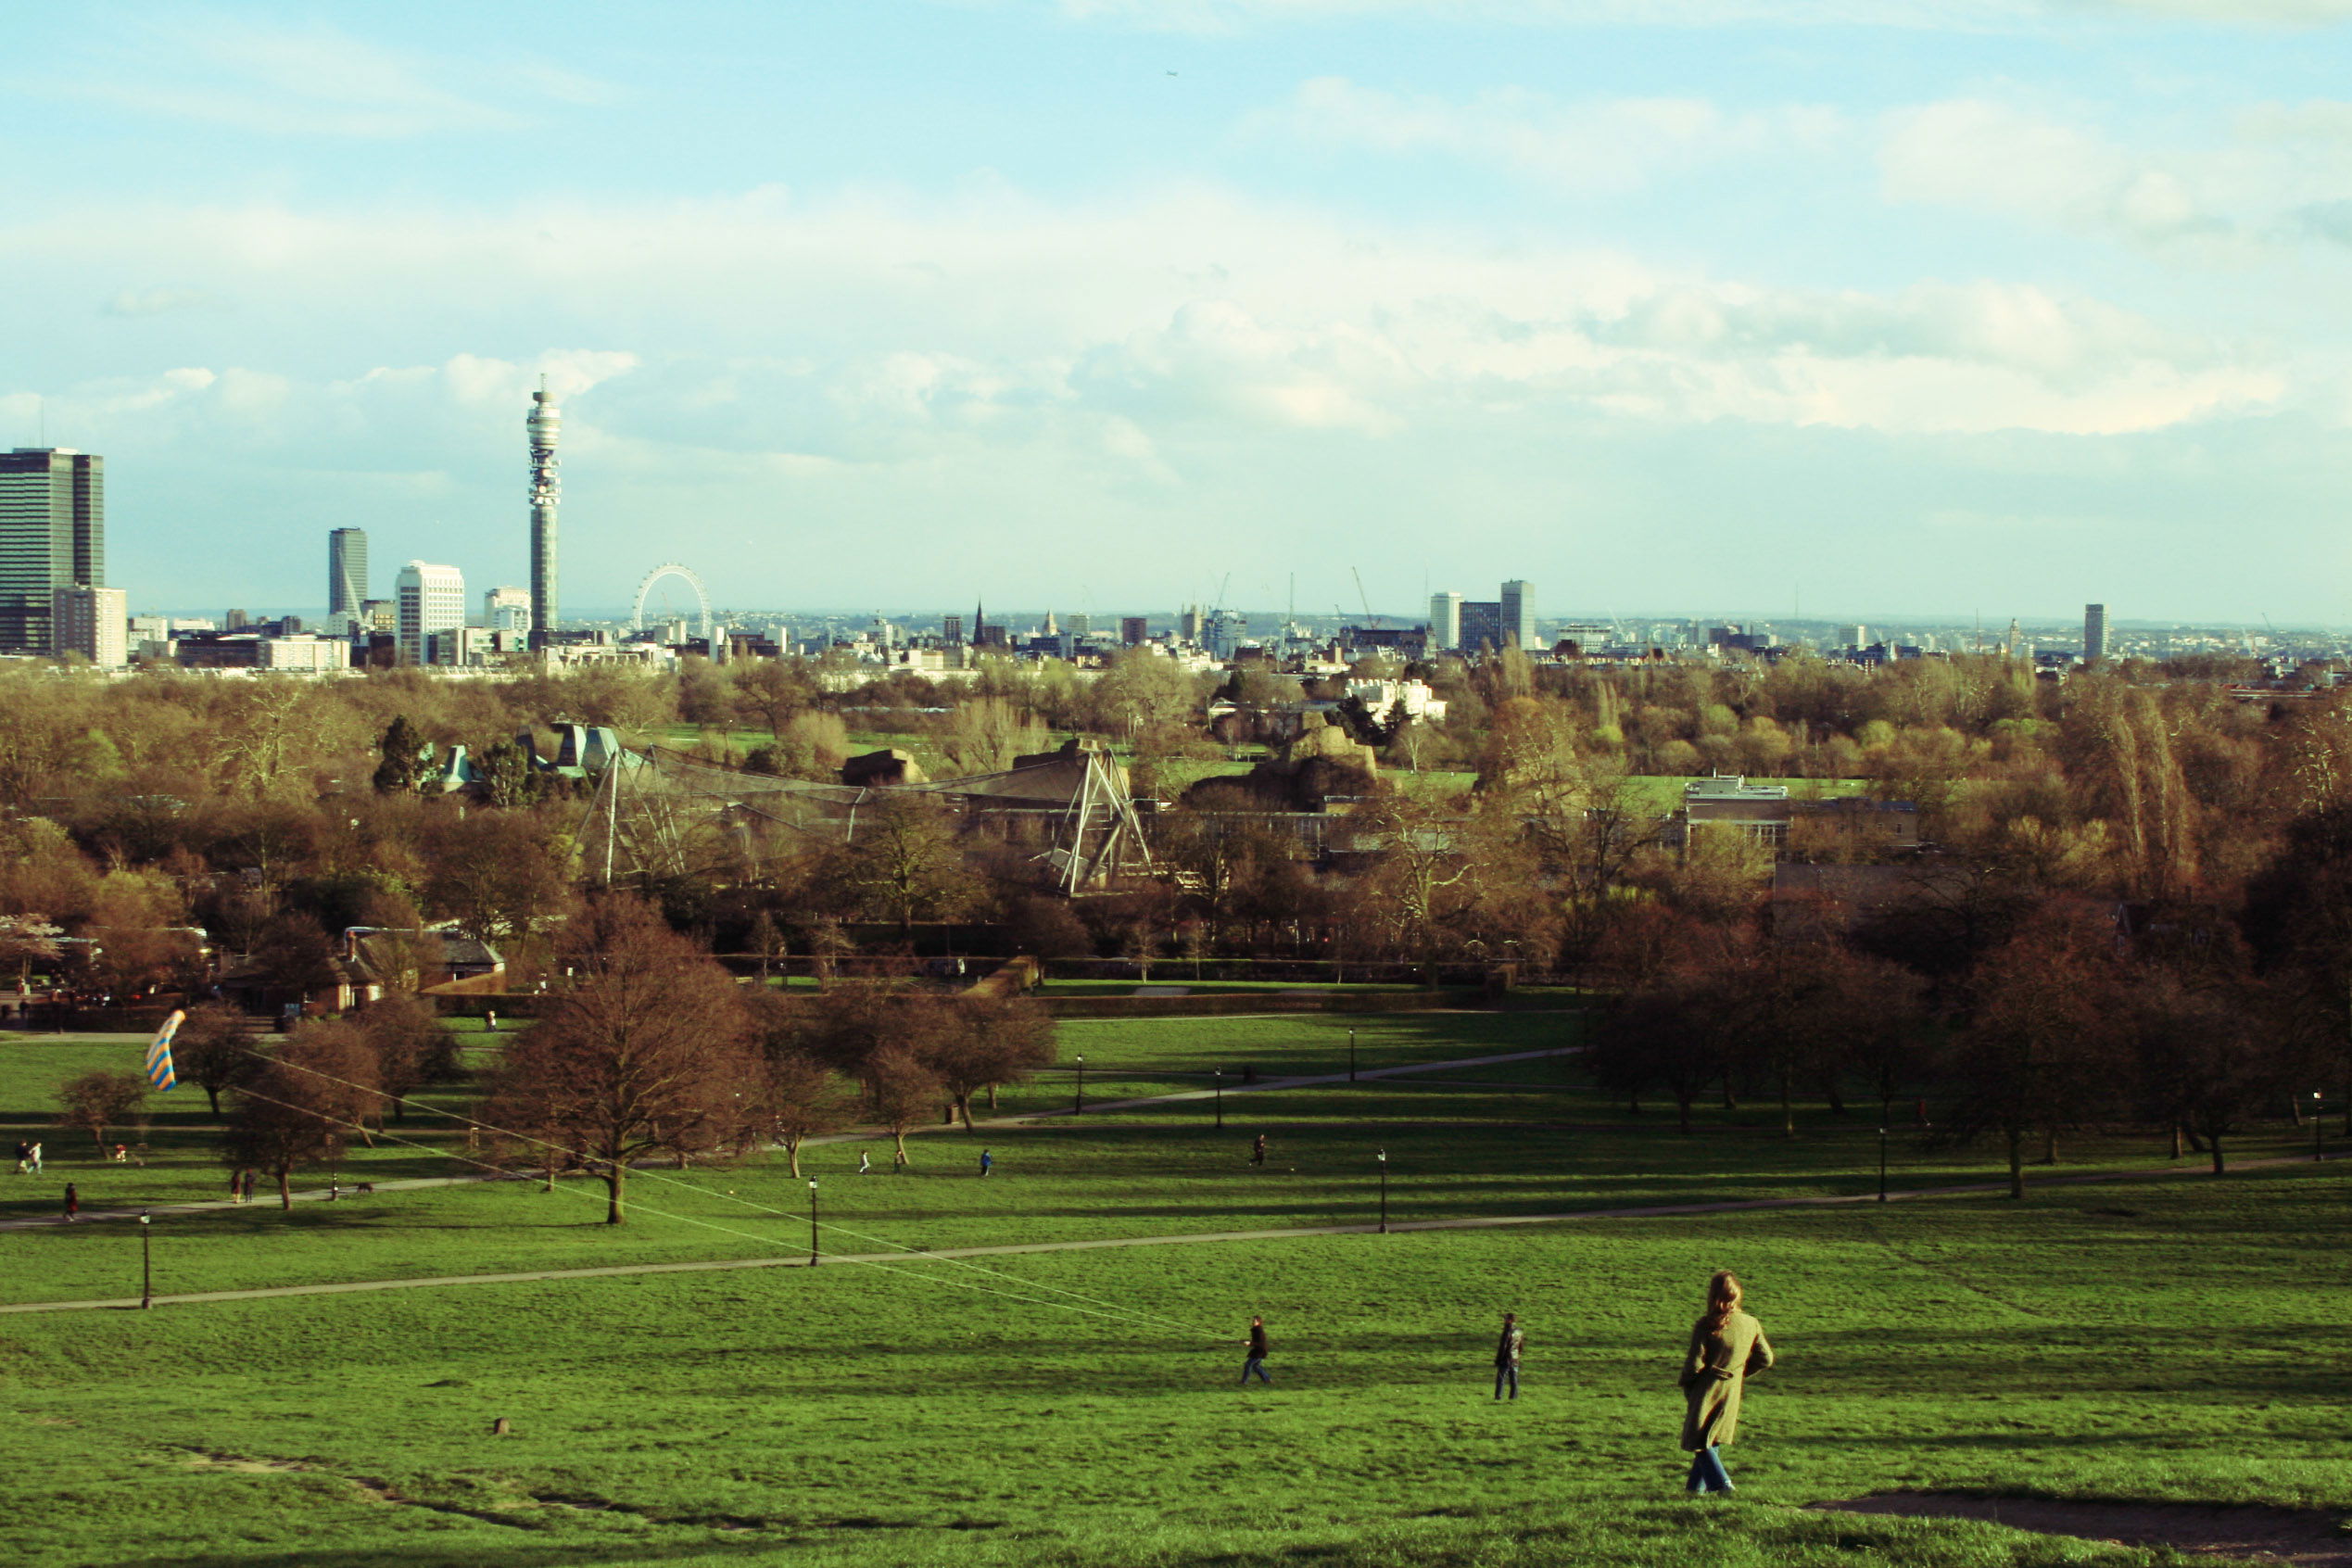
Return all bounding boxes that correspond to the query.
[1697,1271,1743,1337]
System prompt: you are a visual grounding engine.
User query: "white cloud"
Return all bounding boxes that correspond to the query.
[1262,77,1840,192]
[103,287,221,318]
[50,18,619,138]
[1879,98,2237,249]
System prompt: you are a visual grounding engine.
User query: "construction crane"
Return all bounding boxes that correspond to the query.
[1352,567,1379,628]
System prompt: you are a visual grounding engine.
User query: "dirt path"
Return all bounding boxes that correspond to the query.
[1817,1491,2352,1566]
[4,1149,2339,1316]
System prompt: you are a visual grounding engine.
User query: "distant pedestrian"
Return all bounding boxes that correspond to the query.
[1679,1271,1774,1495]
[1240,1316,1271,1385]
[485,1009,498,1032]
[12,1141,25,1174]
[892,1145,907,1174]
[240,1170,257,1203]
[979,1149,993,1178]
[27,1142,42,1175]
[1495,1311,1525,1400]
[857,1149,872,1174]
[110,1144,128,1164]
[62,1183,78,1222]
[228,1170,243,1203]
[1250,1133,1267,1167]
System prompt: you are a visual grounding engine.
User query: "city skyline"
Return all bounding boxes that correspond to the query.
[10,4,2352,622]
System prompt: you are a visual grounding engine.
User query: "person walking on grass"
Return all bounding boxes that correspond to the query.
[28,1141,42,1175]
[1250,1133,1267,1168]
[979,1148,993,1178]
[1240,1316,1271,1385]
[62,1182,78,1222]
[857,1149,871,1175]
[1679,1270,1774,1495]
[1495,1311,1525,1401]
[12,1141,25,1174]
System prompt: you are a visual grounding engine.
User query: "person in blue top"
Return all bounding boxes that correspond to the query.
[979,1149,993,1177]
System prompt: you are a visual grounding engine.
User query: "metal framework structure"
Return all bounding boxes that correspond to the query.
[577,741,1151,896]
[629,563,714,641]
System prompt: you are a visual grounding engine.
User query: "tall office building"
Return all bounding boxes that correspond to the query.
[2084,603,2108,664]
[0,448,103,653]
[51,586,127,668]
[1500,579,1534,650]
[328,528,368,622]
[1429,591,1463,652]
[397,561,466,665]
[1119,615,1148,646]
[527,382,561,650]
[484,585,532,635]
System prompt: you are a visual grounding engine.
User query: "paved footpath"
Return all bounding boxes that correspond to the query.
[4,1149,2336,1317]
[0,1043,1586,1234]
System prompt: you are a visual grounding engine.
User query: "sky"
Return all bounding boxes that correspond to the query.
[8,1,2352,626]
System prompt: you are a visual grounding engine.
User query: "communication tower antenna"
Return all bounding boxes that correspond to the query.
[527,376,563,651]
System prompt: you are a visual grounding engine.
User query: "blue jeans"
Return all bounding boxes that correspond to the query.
[1241,1358,1271,1384]
[1495,1365,1518,1399]
[1686,1446,1732,1493]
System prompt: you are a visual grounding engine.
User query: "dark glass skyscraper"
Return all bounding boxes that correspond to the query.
[329,527,368,621]
[0,448,103,653]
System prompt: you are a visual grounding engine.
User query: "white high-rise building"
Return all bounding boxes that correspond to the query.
[51,585,127,668]
[397,562,465,665]
[1429,592,1463,652]
[485,585,533,635]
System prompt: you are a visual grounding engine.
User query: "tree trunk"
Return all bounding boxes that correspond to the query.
[2006,1128,2025,1200]
[277,1168,293,1209]
[985,1084,999,1111]
[205,1086,221,1117]
[2040,1125,2057,1165]
[2169,1122,2181,1159]
[1675,1092,1693,1133]
[2208,1131,2225,1176]
[784,1137,802,1179]
[955,1094,974,1131]
[1780,1069,1794,1138]
[892,1128,910,1163]
[1826,1083,1845,1115]
[603,1166,626,1224]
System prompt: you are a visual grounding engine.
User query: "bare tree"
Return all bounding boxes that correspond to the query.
[754,1050,854,1178]
[867,1044,944,1166]
[171,1002,259,1117]
[356,993,462,1121]
[57,1069,148,1152]
[481,897,759,1222]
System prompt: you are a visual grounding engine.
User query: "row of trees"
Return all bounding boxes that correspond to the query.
[1587,879,2352,1195]
[478,898,1057,1221]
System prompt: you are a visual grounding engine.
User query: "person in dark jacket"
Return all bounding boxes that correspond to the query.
[1250,1133,1267,1167]
[1679,1271,1774,1494]
[63,1182,79,1222]
[1240,1316,1271,1385]
[1494,1311,1525,1400]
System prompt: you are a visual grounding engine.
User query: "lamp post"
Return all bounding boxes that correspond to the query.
[1074,1056,1086,1117]
[1377,1149,1389,1234]
[2316,1093,2326,1164]
[1877,1127,1889,1203]
[1348,1028,1358,1083]
[807,1180,819,1268]
[1213,1069,1223,1131]
[139,1209,153,1309]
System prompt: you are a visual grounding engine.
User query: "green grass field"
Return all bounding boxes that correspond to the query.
[3,1016,2346,1567]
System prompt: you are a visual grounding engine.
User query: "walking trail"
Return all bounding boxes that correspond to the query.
[6,1143,2337,1316]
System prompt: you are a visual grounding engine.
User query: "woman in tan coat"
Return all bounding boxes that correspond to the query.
[1678,1270,1774,1494]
